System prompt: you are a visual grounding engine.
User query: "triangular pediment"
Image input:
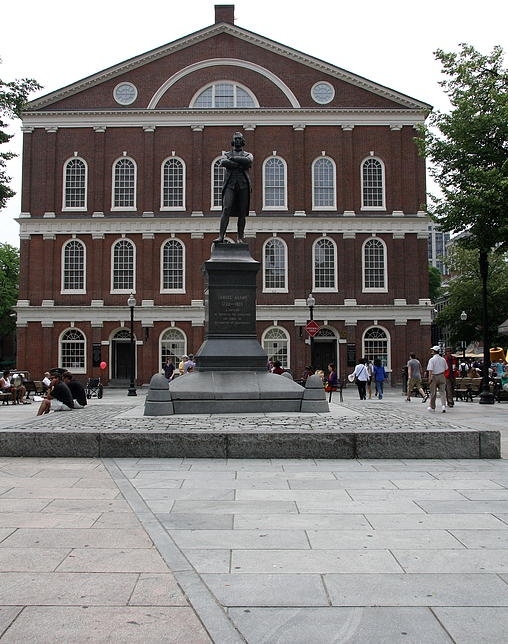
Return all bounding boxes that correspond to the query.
[27,21,431,112]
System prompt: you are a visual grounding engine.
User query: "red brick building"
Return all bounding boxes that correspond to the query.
[15,4,432,386]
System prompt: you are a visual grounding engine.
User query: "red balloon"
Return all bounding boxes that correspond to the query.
[99,361,107,370]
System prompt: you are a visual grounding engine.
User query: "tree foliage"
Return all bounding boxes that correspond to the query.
[418,44,508,251]
[0,243,19,337]
[436,246,508,347]
[428,265,442,303]
[0,63,41,210]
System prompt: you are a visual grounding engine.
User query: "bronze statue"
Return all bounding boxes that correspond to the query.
[215,132,253,243]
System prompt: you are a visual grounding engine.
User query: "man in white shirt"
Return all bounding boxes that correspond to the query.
[426,346,448,412]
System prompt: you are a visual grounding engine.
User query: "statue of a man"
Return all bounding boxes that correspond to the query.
[215,132,253,243]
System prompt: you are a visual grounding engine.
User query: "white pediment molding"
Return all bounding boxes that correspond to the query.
[27,23,431,112]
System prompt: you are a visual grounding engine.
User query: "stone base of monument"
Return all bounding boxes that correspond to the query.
[144,373,328,416]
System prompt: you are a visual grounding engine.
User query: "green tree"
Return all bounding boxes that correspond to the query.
[0,242,19,336]
[428,265,442,303]
[436,246,508,347]
[1,64,41,209]
[417,43,508,401]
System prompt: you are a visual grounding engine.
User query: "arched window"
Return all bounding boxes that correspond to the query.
[263,157,287,209]
[59,328,86,372]
[63,158,87,210]
[363,327,390,369]
[112,239,135,292]
[112,158,136,209]
[160,328,186,367]
[313,237,337,291]
[361,157,385,209]
[191,82,257,108]
[62,239,85,292]
[262,327,289,369]
[211,158,226,209]
[312,157,336,209]
[263,238,287,291]
[161,239,184,292]
[363,237,387,291]
[161,158,185,209]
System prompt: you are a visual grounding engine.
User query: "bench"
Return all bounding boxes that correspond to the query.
[455,377,474,402]
[455,377,490,401]
[25,380,45,399]
[0,392,14,405]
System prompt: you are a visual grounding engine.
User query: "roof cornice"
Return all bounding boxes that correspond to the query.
[21,107,428,130]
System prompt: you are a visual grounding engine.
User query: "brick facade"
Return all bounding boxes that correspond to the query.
[16,5,432,386]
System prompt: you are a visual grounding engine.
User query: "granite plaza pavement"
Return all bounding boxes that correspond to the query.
[0,386,507,642]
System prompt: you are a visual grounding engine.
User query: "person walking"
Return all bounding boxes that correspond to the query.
[443,347,455,408]
[351,358,370,400]
[372,359,387,399]
[406,353,428,402]
[426,346,448,413]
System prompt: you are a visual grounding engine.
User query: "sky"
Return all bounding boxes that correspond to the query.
[2,0,507,247]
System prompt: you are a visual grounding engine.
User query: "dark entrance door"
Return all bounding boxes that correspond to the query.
[313,340,336,374]
[114,342,130,379]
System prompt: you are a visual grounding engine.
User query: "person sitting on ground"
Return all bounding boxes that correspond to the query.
[62,372,87,408]
[36,372,74,415]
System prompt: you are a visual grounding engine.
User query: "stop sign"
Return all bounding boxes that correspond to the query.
[305,320,320,337]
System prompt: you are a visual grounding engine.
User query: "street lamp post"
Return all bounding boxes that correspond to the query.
[127,293,137,397]
[306,293,315,368]
[460,310,467,361]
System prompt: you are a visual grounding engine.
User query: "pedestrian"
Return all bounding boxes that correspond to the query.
[325,363,338,390]
[443,347,455,408]
[163,358,175,380]
[372,359,387,399]
[271,360,284,375]
[301,365,314,382]
[351,358,370,400]
[365,359,373,399]
[406,353,428,402]
[426,346,448,413]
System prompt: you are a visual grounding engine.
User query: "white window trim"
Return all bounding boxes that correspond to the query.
[261,326,291,370]
[110,238,136,294]
[262,237,288,293]
[160,238,186,294]
[61,239,86,294]
[311,156,337,211]
[362,325,391,372]
[262,156,288,211]
[312,237,338,292]
[159,327,189,363]
[160,157,186,211]
[111,157,137,211]
[360,156,386,211]
[362,237,388,293]
[62,157,88,212]
[211,156,225,211]
[189,80,259,108]
[58,327,87,375]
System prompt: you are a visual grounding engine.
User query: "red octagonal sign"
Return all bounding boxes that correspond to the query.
[305,320,320,337]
